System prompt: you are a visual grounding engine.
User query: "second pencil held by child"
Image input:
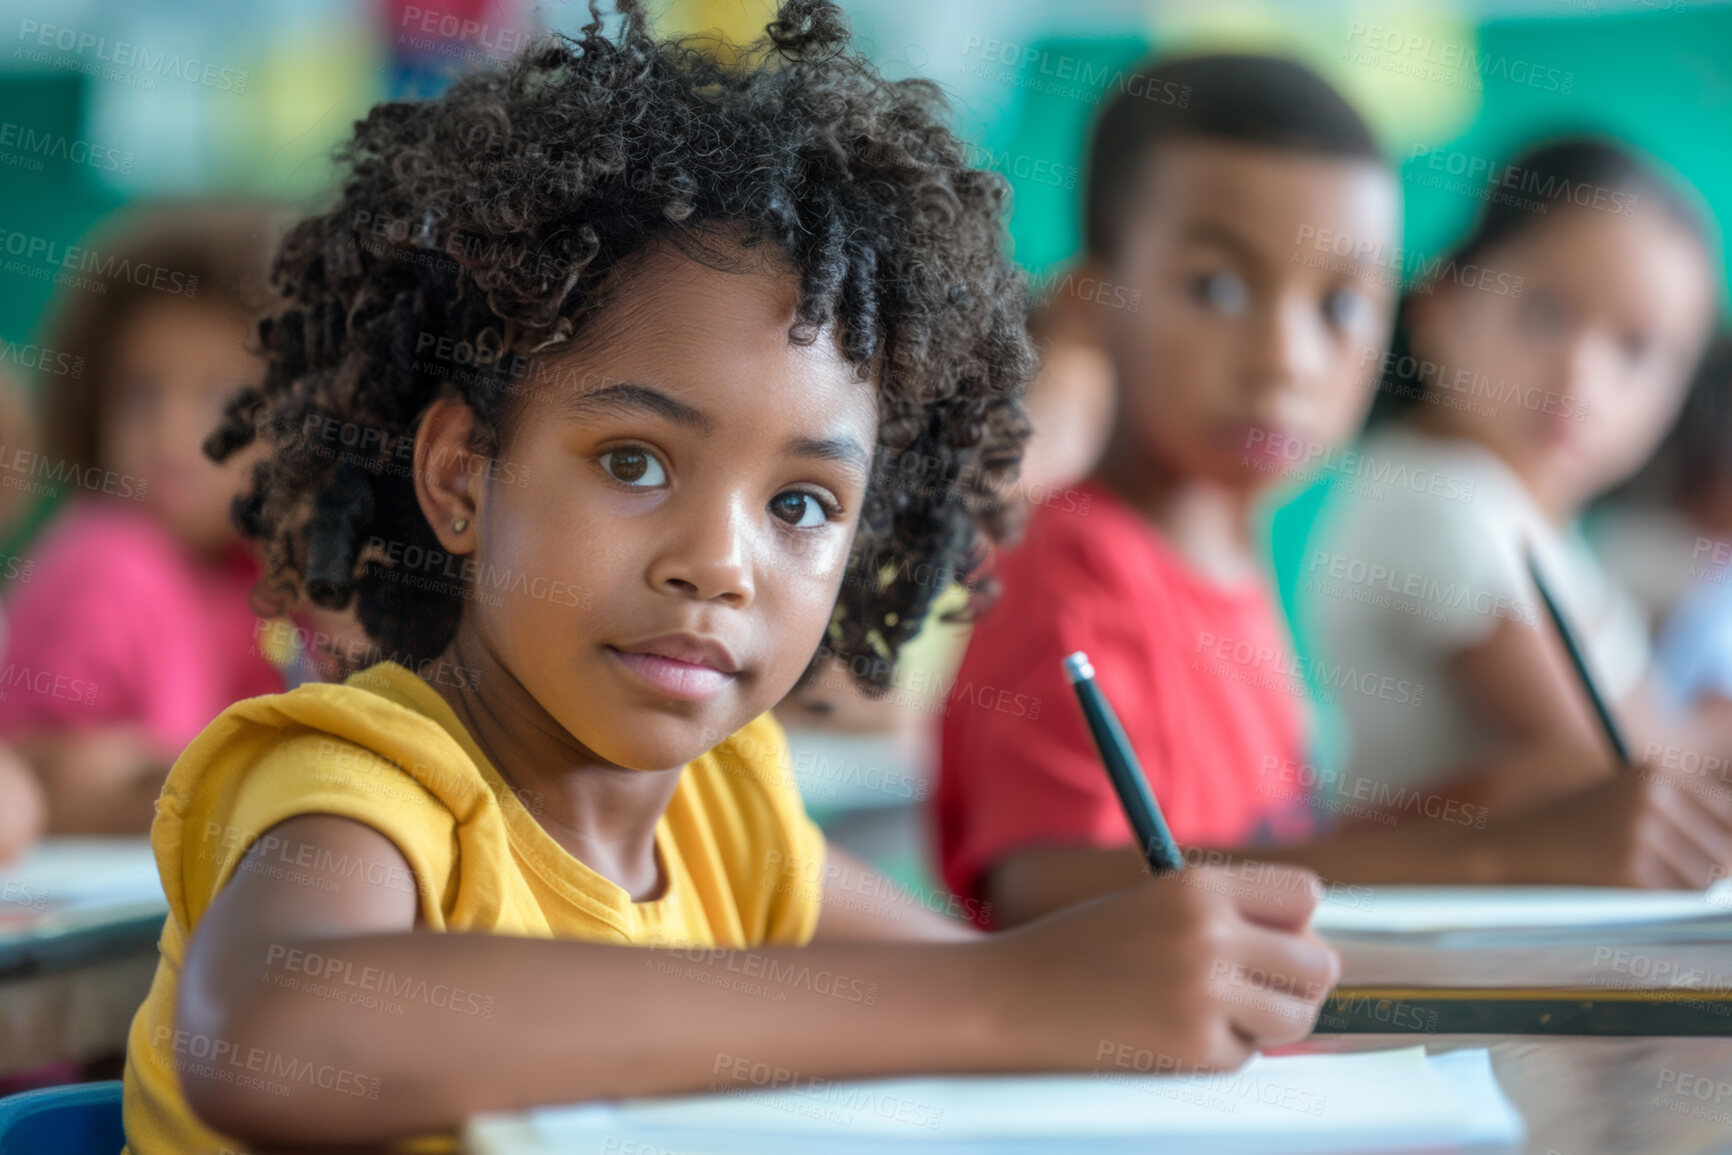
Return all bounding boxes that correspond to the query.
[119,6,1340,1153]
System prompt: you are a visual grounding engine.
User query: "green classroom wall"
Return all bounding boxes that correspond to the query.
[0,74,126,356]
[0,73,127,555]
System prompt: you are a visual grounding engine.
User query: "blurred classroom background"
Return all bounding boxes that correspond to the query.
[1,0,1730,895]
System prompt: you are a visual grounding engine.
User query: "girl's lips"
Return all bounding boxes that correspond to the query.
[606,647,737,702]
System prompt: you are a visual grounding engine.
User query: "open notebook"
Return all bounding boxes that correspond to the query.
[467,1047,1523,1154]
[1314,882,1732,947]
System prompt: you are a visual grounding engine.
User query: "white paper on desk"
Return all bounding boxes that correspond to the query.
[1314,882,1732,940]
[0,836,163,911]
[520,1047,1523,1154]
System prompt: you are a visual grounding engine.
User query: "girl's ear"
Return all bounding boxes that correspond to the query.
[413,398,482,554]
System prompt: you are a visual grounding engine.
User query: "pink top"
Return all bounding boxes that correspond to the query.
[0,499,284,759]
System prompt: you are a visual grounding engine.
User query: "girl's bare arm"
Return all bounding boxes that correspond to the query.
[176,813,1337,1148]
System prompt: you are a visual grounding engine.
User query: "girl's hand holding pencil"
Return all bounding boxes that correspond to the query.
[990,651,1338,1066]
[984,863,1341,1069]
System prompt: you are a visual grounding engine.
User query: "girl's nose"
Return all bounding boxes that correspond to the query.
[647,495,756,606]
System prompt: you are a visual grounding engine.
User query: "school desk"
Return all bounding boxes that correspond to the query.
[1322,923,1732,1036]
[462,1034,1732,1154]
[0,838,167,1076]
[0,902,163,1076]
[459,926,1732,1154]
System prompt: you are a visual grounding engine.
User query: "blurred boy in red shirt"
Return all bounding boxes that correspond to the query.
[938,54,1400,924]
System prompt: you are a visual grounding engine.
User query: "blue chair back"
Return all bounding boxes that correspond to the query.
[0,1081,124,1155]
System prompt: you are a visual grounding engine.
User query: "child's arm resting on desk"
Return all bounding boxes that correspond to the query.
[176,813,1339,1149]
[13,725,171,834]
[989,754,1732,924]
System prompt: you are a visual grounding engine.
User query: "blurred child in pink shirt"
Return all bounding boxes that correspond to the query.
[0,370,46,860]
[0,204,289,833]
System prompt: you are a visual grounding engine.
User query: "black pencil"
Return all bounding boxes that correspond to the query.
[1062,651,1185,873]
[1523,544,1632,766]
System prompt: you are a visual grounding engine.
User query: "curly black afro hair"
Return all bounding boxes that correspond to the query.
[207,0,1035,695]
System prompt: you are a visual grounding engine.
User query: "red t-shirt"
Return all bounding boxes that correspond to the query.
[937,479,1311,911]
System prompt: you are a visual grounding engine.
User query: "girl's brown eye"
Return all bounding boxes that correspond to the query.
[613,451,647,481]
[601,448,664,486]
[769,491,831,528]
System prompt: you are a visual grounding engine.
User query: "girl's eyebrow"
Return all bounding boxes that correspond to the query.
[788,434,870,482]
[560,381,716,434]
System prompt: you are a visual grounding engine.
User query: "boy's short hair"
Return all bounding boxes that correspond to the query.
[208,0,1034,691]
[1084,53,1384,262]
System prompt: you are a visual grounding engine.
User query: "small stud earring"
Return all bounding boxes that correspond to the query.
[452,518,468,534]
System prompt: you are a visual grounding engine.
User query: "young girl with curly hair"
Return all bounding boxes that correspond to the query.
[121,4,1338,1151]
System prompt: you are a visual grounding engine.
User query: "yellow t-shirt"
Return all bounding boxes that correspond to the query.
[122,660,827,1155]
